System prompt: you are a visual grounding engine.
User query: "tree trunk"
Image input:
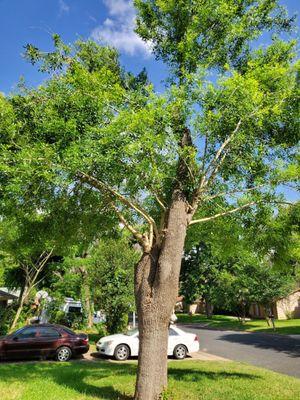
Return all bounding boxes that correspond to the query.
[204,297,214,319]
[242,303,246,324]
[82,279,94,329]
[134,190,190,400]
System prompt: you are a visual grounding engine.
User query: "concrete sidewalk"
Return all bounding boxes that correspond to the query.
[83,350,228,363]
[189,351,228,361]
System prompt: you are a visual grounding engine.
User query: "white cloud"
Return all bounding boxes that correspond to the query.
[91,0,152,57]
[59,0,70,16]
[103,0,132,17]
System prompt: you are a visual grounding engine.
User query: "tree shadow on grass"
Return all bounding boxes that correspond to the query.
[0,361,135,399]
[168,367,259,383]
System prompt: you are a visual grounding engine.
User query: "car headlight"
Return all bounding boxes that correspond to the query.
[98,340,114,347]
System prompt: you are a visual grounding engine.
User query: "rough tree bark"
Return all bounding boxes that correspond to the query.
[134,192,190,400]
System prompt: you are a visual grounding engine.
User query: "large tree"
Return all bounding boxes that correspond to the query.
[0,1,299,398]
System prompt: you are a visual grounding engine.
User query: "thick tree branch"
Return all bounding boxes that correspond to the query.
[153,193,167,211]
[109,202,151,251]
[77,171,152,249]
[77,171,159,239]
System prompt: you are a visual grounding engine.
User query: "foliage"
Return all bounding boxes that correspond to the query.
[0,301,35,335]
[0,26,298,256]
[214,262,294,319]
[242,203,300,273]
[181,232,295,319]
[94,322,108,338]
[134,0,295,74]
[181,242,222,306]
[182,196,299,319]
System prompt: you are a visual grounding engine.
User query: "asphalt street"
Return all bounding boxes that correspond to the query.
[180,324,300,378]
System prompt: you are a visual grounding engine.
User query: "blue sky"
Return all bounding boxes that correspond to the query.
[0,0,298,201]
[0,0,168,94]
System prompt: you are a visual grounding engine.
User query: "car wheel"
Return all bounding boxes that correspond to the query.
[173,344,187,360]
[56,346,72,362]
[114,344,130,361]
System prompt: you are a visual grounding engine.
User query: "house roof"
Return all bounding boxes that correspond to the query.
[278,288,300,301]
[0,289,18,301]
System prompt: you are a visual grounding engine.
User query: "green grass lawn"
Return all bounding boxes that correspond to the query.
[0,359,299,400]
[176,314,300,335]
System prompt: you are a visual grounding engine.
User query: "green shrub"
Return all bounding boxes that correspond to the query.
[0,302,33,335]
[106,312,129,334]
[94,322,108,337]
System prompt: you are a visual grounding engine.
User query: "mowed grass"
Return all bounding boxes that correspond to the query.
[177,314,300,335]
[0,359,300,400]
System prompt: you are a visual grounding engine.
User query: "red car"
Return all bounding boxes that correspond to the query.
[0,323,89,362]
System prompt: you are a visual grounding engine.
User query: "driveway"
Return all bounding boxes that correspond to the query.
[180,324,300,378]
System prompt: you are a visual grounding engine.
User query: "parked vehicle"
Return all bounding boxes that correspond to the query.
[0,323,89,362]
[96,325,199,361]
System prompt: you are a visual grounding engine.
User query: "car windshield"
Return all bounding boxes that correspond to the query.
[10,327,25,337]
[126,328,138,336]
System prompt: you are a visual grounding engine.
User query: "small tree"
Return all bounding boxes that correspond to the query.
[91,238,139,334]
[248,264,294,321]
[10,250,54,330]
[0,215,57,330]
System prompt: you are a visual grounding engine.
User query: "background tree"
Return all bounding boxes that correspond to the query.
[91,237,139,334]
[182,202,299,321]
[181,242,223,317]
[215,261,294,323]
[0,1,299,398]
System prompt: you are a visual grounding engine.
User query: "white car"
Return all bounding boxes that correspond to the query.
[96,325,199,361]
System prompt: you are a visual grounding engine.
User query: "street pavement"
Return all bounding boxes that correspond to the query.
[180,324,300,378]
